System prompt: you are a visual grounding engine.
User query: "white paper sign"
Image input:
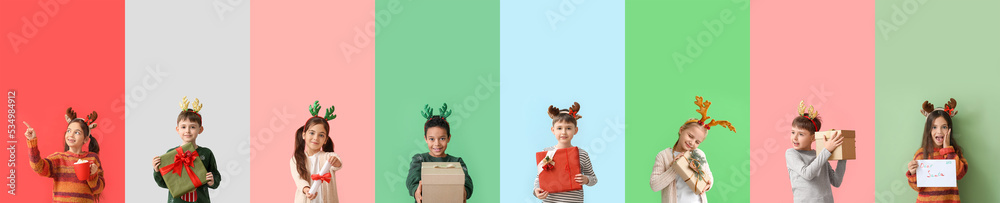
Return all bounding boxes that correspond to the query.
[917,160,957,187]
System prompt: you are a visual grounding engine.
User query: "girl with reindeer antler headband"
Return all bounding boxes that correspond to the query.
[407,103,474,203]
[650,96,735,203]
[533,102,598,203]
[22,107,106,202]
[290,100,344,203]
[785,101,848,203]
[906,98,967,203]
[152,96,222,203]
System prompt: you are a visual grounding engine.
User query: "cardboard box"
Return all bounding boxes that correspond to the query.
[421,162,466,203]
[671,152,710,195]
[158,143,208,198]
[535,147,582,193]
[814,130,856,160]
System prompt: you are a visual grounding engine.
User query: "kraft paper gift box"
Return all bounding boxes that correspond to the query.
[158,143,209,198]
[421,162,466,203]
[671,152,710,195]
[814,130,856,160]
[535,147,582,193]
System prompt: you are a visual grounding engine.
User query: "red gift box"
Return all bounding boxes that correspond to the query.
[535,147,582,193]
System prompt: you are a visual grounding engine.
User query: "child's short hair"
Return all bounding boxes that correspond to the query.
[548,102,582,125]
[424,116,451,138]
[792,114,822,133]
[177,111,202,125]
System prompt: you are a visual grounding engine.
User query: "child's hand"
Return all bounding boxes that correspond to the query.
[152,156,161,172]
[329,156,342,168]
[303,186,317,200]
[206,172,215,186]
[415,181,423,203]
[575,173,589,185]
[533,188,548,199]
[672,151,687,163]
[90,162,99,175]
[23,121,35,140]
[823,131,844,153]
[944,131,951,148]
[704,179,713,193]
[908,160,918,174]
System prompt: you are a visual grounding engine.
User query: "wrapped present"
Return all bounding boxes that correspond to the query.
[158,143,208,198]
[421,162,466,203]
[814,130,856,160]
[535,147,582,193]
[671,151,709,195]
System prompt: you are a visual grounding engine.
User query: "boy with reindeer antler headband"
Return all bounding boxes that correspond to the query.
[23,107,106,202]
[152,96,222,202]
[407,103,474,203]
[650,96,735,203]
[290,100,344,203]
[906,98,967,203]
[534,102,598,203]
[785,101,848,203]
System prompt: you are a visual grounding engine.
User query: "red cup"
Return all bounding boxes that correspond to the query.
[74,161,91,181]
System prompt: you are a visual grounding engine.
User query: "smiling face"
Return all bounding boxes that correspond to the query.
[551,121,578,145]
[302,123,329,152]
[790,127,815,150]
[930,116,951,147]
[64,121,87,149]
[176,119,203,143]
[676,124,706,152]
[425,126,449,157]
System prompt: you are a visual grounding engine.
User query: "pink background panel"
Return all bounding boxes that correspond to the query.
[250,0,375,202]
[750,0,875,202]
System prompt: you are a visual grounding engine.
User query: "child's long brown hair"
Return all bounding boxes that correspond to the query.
[293,117,334,181]
[921,110,962,159]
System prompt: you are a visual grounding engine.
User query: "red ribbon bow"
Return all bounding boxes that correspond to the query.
[311,173,332,183]
[944,106,954,115]
[159,148,203,188]
[568,110,577,118]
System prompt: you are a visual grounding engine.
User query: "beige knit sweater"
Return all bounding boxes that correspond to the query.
[650,148,712,203]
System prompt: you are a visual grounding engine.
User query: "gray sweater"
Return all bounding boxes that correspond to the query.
[785,148,846,203]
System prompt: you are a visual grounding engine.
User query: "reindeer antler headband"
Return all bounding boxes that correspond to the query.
[421,103,453,122]
[307,100,338,121]
[683,96,736,133]
[548,102,583,120]
[65,107,98,132]
[178,96,203,116]
[797,101,820,130]
[921,98,957,118]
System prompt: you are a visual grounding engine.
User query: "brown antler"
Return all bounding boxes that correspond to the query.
[86,111,99,129]
[694,96,711,123]
[568,102,582,120]
[946,98,957,109]
[921,101,935,116]
[65,107,77,123]
[548,105,560,119]
[706,119,737,133]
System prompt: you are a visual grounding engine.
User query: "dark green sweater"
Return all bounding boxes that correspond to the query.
[153,146,222,203]
[406,153,474,202]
